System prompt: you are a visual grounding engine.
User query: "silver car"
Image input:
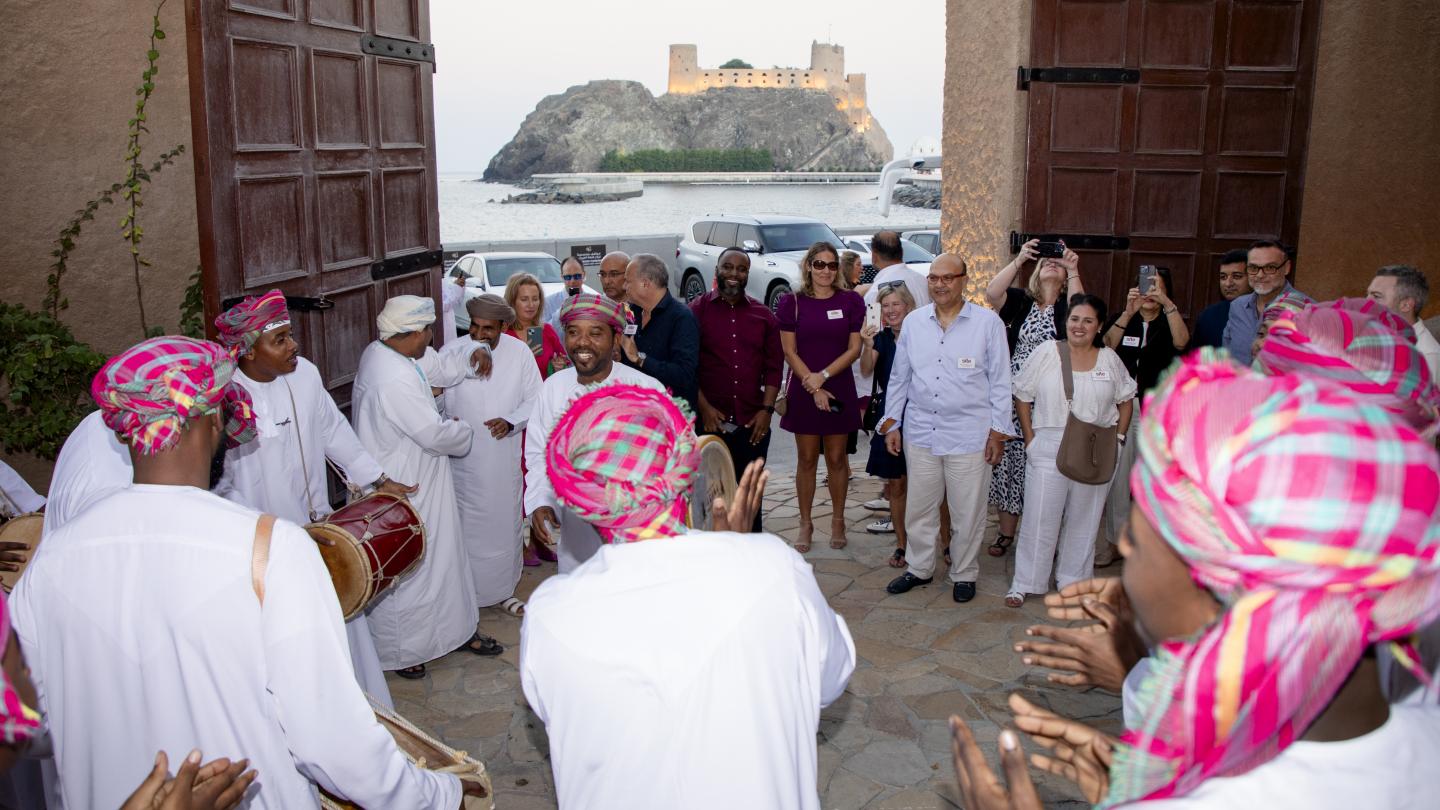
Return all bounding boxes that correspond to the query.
[901,229,941,255]
[841,235,935,281]
[675,215,847,308]
[447,251,598,330]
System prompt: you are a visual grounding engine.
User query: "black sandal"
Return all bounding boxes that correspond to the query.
[456,633,504,657]
[395,664,427,680]
[888,547,906,568]
[987,534,1015,557]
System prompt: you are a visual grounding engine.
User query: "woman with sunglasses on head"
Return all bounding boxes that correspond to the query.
[504,272,568,567]
[777,242,866,553]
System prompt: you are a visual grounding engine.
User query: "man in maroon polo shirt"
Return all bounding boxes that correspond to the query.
[691,247,784,533]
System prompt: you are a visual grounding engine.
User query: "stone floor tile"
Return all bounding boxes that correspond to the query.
[824,767,886,810]
[842,739,935,788]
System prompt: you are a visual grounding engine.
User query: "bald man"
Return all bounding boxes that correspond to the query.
[598,251,631,305]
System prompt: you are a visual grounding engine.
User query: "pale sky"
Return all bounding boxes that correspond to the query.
[431,0,945,174]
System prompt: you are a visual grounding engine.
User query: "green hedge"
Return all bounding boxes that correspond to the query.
[599,148,773,172]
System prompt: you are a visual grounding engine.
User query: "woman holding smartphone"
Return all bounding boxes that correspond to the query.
[503,272,567,567]
[503,273,569,379]
[777,242,865,552]
[860,284,916,567]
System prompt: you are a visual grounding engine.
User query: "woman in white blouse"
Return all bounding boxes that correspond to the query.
[1007,294,1135,607]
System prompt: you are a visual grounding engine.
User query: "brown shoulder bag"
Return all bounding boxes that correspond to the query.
[1054,341,1118,485]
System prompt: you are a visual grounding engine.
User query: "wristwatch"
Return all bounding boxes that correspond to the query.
[1117,434,1128,445]
[637,351,647,366]
[820,369,831,381]
[762,404,776,414]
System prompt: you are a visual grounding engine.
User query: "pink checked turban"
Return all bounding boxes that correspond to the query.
[1109,350,1440,805]
[546,385,699,544]
[1256,297,1440,436]
[557,293,625,333]
[213,290,289,355]
[91,336,257,456]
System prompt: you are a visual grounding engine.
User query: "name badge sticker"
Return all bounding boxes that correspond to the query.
[623,323,638,336]
[827,309,844,320]
[1121,335,1141,348]
[1092,369,1110,381]
[957,357,976,369]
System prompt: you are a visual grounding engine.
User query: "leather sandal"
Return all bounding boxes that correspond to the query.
[457,633,504,657]
[395,664,427,680]
[987,534,1015,557]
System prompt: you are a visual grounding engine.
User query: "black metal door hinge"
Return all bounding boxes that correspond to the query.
[372,250,445,281]
[220,294,335,312]
[362,35,436,71]
[1010,231,1131,254]
[1017,66,1139,90]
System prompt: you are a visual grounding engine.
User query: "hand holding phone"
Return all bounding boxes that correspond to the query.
[1036,241,1066,259]
[1138,265,1157,295]
[864,300,883,333]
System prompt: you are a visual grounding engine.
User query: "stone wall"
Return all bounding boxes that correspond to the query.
[667,42,872,130]
[1294,0,1440,314]
[1,0,197,490]
[941,0,1032,302]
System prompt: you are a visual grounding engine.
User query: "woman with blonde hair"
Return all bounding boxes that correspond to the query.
[860,283,916,566]
[777,242,865,552]
[503,273,568,379]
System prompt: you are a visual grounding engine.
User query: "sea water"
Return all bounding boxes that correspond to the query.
[438,175,939,243]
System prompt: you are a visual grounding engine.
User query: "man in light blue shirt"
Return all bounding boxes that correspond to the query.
[877,254,1012,603]
[1221,240,1311,365]
[543,256,588,328]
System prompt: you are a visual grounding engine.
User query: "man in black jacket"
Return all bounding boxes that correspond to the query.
[620,253,700,417]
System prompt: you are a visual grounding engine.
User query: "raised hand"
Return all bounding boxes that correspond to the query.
[949,716,1043,810]
[1008,694,1114,805]
[712,459,769,534]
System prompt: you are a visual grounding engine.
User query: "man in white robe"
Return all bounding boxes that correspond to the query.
[211,290,414,706]
[443,295,542,612]
[42,409,132,534]
[521,383,854,810]
[525,294,665,572]
[352,295,499,679]
[11,335,478,808]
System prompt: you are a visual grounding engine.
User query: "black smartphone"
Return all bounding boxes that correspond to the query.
[827,398,844,414]
[1138,265,1157,294]
[525,326,544,351]
[1036,241,1065,258]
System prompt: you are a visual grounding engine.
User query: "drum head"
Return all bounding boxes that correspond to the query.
[309,524,373,620]
[687,436,738,530]
[0,513,44,593]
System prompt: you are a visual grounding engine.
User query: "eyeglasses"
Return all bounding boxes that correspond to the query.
[928,273,965,285]
[810,260,840,271]
[1245,260,1289,277]
[877,280,905,291]
[598,270,626,279]
[562,273,585,281]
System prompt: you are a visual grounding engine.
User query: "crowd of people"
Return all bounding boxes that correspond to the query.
[0,231,1436,809]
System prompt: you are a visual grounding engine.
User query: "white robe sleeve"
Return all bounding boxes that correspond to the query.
[505,350,545,432]
[523,387,559,517]
[419,345,483,390]
[260,522,462,808]
[319,395,386,489]
[0,459,45,514]
[791,554,855,708]
[384,364,475,458]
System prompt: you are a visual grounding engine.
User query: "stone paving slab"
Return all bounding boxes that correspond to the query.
[386,470,1121,808]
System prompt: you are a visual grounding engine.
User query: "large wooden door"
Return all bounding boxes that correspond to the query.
[1021,0,1322,319]
[186,0,441,407]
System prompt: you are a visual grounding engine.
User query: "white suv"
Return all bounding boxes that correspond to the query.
[447,251,597,330]
[675,215,846,308]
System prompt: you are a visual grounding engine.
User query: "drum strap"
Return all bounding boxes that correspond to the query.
[251,514,276,605]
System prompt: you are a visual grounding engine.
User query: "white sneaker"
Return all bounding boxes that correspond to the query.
[865,519,894,534]
[862,498,889,511]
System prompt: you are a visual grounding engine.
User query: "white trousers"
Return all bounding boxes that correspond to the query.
[1102,419,1139,544]
[904,441,991,582]
[1011,428,1112,595]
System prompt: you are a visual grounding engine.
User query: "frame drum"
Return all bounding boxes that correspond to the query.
[686,435,738,530]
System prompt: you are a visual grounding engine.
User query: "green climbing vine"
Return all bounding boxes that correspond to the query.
[121,0,174,336]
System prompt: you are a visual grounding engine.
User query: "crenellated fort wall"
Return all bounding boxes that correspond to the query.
[667,42,873,132]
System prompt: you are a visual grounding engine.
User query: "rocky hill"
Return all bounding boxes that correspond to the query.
[484,81,893,181]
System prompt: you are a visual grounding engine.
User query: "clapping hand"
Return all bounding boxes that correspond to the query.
[1014,577,1144,692]
[712,459,769,533]
[0,540,29,573]
[949,717,1042,810]
[120,750,256,810]
[1009,694,1115,805]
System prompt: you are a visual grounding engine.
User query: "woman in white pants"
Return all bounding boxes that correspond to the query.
[1007,294,1135,607]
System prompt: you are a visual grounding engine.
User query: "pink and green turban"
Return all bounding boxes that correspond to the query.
[91,336,258,456]
[0,593,41,746]
[213,289,289,355]
[546,384,698,544]
[557,293,626,333]
[1255,297,1440,436]
[1108,350,1440,806]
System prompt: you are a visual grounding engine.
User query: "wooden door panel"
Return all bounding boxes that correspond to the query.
[1024,0,1320,321]
[190,0,440,401]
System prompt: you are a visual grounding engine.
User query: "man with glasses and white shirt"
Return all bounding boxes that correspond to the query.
[878,254,1011,604]
[544,256,589,328]
[1222,240,1311,365]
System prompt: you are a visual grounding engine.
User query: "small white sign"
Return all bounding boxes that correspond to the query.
[827,309,844,320]
[1122,335,1141,348]
[1092,369,1111,381]
[623,323,638,336]
[957,357,976,369]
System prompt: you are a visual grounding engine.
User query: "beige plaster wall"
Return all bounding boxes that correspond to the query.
[941,0,1032,302]
[1,0,197,489]
[1295,0,1440,312]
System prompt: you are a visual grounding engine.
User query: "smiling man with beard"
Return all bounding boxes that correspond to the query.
[213,289,415,703]
[525,293,666,573]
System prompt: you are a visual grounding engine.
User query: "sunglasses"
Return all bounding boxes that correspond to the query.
[877,280,905,291]
[562,273,585,281]
[810,260,840,271]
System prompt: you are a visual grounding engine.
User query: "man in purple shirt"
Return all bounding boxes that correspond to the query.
[878,254,1012,603]
[691,248,784,532]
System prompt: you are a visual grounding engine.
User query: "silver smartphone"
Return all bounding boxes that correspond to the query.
[1138,265,1157,295]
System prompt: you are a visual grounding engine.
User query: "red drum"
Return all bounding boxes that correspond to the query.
[305,493,425,621]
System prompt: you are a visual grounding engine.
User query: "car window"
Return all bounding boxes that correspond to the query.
[691,221,714,243]
[909,233,940,254]
[758,223,844,253]
[449,256,472,278]
[845,239,864,252]
[901,239,936,262]
[487,256,563,286]
[709,222,738,248]
[736,225,760,248]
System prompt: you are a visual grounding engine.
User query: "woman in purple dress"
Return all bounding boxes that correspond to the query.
[777,242,865,552]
